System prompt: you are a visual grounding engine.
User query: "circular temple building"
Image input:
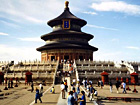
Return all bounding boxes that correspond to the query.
[36,1,98,62]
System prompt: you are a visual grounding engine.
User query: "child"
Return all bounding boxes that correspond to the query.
[50,87,55,93]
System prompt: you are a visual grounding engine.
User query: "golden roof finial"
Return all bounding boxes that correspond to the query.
[65,1,69,8]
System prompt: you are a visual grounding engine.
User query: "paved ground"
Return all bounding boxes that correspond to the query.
[88,85,140,105]
[0,84,140,105]
[0,84,51,105]
[95,85,140,98]
[33,85,61,105]
[31,84,94,105]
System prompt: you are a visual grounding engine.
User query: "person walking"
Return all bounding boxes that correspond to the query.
[67,91,75,105]
[89,84,96,101]
[61,81,65,99]
[39,84,43,97]
[109,81,113,93]
[79,91,86,105]
[116,81,120,93]
[35,87,42,103]
[122,81,127,93]
[39,84,43,91]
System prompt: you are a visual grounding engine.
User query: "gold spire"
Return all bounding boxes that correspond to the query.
[65,1,69,8]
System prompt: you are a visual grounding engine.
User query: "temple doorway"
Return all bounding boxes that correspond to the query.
[64,55,69,61]
[79,56,83,60]
[0,72,4,84]
[51,56,55,61]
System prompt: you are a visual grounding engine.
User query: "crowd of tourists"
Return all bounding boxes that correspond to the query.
[61,79,86,105]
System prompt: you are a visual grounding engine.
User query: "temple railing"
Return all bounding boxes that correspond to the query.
[53,60,59,85]
[74,60,79,81]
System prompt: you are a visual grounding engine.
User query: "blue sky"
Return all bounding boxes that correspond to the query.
[0,0,140,62]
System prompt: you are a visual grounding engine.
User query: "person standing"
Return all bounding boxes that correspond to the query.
[122,81,127,93]
[84,79,87,89]
[77,83,80,95]
[109,81,113,93]
[100,81,103,89]
[67,91,75,105]
[8,79,10,88]
[11,79,13,88]
[61,81,65,99]
[97,80,100,87]
[35,87,42,103]
[73,88,78,105]
[79,91,86,105]
[31,81,34,92]
[64,80,68,92]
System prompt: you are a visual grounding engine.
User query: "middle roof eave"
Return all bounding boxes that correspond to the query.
[41,30,94,41]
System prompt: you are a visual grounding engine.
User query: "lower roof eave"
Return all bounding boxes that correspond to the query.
[36,47,98,52]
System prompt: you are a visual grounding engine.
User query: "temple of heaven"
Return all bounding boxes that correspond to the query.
[36,1,98,61]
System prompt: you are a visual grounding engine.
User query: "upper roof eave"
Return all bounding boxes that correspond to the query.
[47,8,87,27]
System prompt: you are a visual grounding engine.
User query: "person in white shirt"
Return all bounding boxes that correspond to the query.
[61,81,65,99]
[39,84,43,96]
[122,82,127,93]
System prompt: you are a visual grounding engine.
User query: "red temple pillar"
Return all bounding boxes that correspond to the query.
[25,72,32,85]
[101,72,109,85]
[116,77,119,81]
[15,77,19,87]
[0,72,4,84]
[130,72,138,84]
[126,78,131,90]
[121,77,123,82]
[130,72,138,93]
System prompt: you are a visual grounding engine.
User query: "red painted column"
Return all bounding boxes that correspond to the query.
[116,77,119,81]
[130,72,138,93]
[25,72,32,85]
[121,77,123,82]
[126,78,131,90]
[101,72,109,85]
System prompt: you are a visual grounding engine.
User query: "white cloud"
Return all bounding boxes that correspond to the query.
[0,32,9,36]
[0,0,65,24]
[91,1,140,15]
[0,20,20,28]
[87,24,118,31]
[18,37,42,42]
[126,46,139,50]
[111,38,119,42]
[83,11,97,15]
[0,44,41,62]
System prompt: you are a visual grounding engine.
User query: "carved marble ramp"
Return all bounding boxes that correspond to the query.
[57,92,67,105]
